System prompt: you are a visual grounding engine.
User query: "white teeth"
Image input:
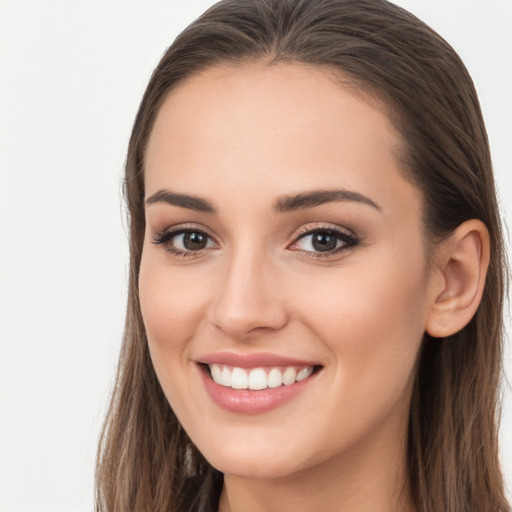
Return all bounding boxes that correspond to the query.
[208,364,315,390]
[296,367,313,382]
[267,368,283,388]
[248,368,267,390]
[282,367,297,386]
[221,366,232,387]
[231,367,248,389]
[211,364,222,385]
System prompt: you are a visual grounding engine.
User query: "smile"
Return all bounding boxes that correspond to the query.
[208,364,315,390]
[197,354,322,414]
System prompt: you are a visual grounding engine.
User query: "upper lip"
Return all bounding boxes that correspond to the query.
[197,351,321,368]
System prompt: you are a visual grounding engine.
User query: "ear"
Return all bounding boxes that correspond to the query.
[426,219,490,338]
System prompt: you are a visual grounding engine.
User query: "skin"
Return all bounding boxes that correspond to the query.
[139,63,467,511]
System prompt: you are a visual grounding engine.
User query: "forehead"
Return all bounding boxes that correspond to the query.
[144,62,420,222]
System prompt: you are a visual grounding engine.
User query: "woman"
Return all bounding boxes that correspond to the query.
[95,0,510,510]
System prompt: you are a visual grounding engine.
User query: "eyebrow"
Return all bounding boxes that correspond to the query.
[272,189,381,213]
[144,188,380,214]
[145,189,217,213]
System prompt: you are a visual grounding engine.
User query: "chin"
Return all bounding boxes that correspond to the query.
[206,449,305,480]
[190,428,324,481]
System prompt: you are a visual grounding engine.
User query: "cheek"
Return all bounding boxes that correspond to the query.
[139,254,209,352]
[292,252,428,394]
[138,252,211,417]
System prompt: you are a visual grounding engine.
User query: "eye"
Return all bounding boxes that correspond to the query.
[152,227,217,255]
[289,227,358,255]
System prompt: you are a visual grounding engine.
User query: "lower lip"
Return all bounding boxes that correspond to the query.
[199,365,319,414]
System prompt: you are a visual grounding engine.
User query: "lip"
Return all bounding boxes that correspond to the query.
[197,351,320,368]
[196,352,322,414]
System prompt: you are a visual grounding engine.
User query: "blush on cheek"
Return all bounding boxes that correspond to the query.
[140,290,189,354]
[139,262,213,356]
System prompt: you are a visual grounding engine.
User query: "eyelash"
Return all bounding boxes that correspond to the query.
[151,224,359,259]
[290,225,359,258]
[151,224,216,258]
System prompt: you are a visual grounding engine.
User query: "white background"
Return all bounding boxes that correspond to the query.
[0,1,511,511]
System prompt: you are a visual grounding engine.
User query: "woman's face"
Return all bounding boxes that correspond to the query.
[139,63,437,480]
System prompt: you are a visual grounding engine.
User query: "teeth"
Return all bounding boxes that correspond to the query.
[208,364,315,390]
[248,368,267,390]
[221,366,232,387]
[211,364,222,384]
[282,367,297,386]
[267,368,283,388]
[296,367,313,382]
[231,367,248,389]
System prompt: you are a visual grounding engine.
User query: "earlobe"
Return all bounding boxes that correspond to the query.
[425,219,490,338]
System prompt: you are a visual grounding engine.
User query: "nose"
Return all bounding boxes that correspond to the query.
[209,246,289,341]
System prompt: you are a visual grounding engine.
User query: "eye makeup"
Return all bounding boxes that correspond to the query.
[288,223,360,258]
[152,224,217,258]
[151,221,360,260]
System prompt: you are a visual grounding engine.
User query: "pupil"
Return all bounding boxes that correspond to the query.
[312,232,337,252]
[183,232,207,250]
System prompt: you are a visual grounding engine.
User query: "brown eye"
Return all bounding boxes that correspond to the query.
[290,227,359,255]
[152,228,217,255]
[310,232,338,252]
[182,231,208,250]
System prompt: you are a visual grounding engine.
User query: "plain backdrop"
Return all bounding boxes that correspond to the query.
[0,1,511,511]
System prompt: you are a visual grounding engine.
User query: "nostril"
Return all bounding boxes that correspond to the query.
[210,307,290,341]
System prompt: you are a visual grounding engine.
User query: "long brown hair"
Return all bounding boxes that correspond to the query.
[95,1,510,510]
